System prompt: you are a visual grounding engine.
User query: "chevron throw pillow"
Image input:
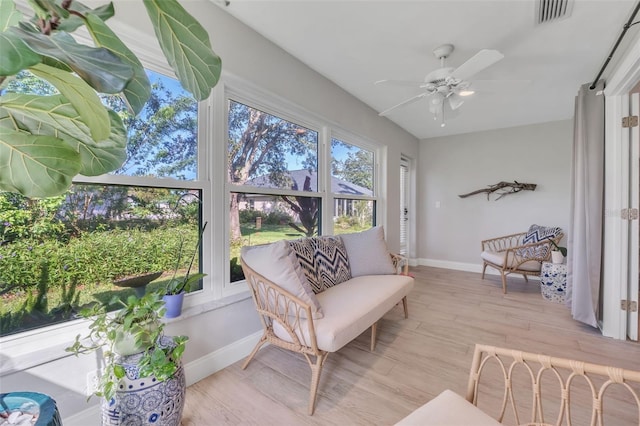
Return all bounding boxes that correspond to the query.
[288,238,318,292]
[522,224,562,244]
[313,236,352,293]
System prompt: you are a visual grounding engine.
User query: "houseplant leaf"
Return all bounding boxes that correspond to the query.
[84,12,151,114]
[0,126,80,197]
[9,24,134,93]
[0,93,126,176]
[142,0,221,100]
[0,0,22,31]
[29,62,110,140]
[55,1,115,33]
[0,32,41,76]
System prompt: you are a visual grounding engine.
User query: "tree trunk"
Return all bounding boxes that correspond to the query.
[229,192,242,241]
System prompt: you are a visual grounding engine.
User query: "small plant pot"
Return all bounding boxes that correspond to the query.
[551,251,565,264]
[163,293,185,319]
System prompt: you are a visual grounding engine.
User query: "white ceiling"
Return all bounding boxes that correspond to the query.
[219,0,639,140]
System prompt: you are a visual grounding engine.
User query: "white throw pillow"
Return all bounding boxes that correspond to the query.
[340,226,395,277]
[241,240,323,319]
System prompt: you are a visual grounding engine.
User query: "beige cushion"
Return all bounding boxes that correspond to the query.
[340,226,395,276]
[481,250,541,272]
[241,240,324,319]
[394,389,502,426]
[273,274,414,352]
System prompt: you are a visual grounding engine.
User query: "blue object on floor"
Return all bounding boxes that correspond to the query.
[0,392,62,426]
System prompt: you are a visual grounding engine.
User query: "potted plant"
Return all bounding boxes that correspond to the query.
[550,240,567,264]
[163,221,207,318]
[66,291,188,425]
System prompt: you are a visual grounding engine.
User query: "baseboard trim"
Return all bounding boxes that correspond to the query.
[63,330,263,425]
[417,258,486,274]
[415,258,541,280]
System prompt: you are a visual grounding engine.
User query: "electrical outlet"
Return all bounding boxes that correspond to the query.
[86,370,100,396]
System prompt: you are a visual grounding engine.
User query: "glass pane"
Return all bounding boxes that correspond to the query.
[229,192,320,282]
[331,138,374,195]
[333,199,375,235]
[109,70,198,180]
[3,70,198,180]
[228,100,318,191]
[0,186,203,337]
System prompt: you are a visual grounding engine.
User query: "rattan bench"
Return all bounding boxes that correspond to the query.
[396,344,640,425]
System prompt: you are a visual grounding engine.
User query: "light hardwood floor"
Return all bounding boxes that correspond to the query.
[182,266,640,425]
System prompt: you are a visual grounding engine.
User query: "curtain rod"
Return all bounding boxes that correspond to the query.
[589,0,640,90]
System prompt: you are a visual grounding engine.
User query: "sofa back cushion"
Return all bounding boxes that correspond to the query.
[241,240,323,319]
[289,236,352,293]
[340,226,396,277]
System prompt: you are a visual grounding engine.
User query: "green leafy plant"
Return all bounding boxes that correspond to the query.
[66,290,187,401]
[165,221,207,295]
[550,239,567,257]
[0,0,221,198]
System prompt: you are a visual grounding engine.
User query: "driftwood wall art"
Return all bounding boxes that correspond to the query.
[458,181,537,201]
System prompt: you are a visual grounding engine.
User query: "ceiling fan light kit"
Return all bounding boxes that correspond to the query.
[377,43,505,127]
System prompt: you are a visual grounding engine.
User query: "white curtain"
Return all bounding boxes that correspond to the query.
[566,81,605,327]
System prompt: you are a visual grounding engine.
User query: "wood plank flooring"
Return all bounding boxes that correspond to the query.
[182,266,640,425]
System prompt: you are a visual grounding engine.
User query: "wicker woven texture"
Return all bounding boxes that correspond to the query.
[241,251,409,415]
[466,344,640,425]
[481,232,564,293]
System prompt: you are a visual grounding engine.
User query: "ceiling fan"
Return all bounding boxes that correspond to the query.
[376,44,504,127]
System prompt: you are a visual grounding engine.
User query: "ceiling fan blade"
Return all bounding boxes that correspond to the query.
[452,49,504,80]
[379,93,428,116]
[375,79,424,88]
[469,79,531,92]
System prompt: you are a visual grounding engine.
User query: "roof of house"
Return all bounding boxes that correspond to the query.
[247,169,373,197]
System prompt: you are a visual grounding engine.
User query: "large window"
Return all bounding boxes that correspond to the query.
[331,138,376,234]
[227,100,319,282]
[0,71,204,337]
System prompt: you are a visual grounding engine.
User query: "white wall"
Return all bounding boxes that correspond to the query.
[0,1,419,421]
[417,120,573,270]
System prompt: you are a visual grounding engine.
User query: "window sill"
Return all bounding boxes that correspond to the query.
[0,291,251,377]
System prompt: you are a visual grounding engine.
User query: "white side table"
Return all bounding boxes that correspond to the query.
[540,262,567,303]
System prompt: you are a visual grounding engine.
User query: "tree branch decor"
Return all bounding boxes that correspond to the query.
[0,0,221,198]
[458,180,537,201]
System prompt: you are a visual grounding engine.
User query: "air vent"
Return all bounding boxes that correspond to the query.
[536,0,573,24]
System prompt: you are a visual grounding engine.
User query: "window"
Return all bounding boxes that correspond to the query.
[0,71,204,337]
[227,100,319,282]
[331,138,376,234]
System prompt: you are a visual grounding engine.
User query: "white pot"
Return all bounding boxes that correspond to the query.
[551,251,565,264]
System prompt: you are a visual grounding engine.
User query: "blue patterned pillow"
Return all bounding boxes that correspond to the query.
[313,236,352,293]
[522,224,562,244]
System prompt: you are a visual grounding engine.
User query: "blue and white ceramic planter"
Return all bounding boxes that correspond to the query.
[102,336,185,426]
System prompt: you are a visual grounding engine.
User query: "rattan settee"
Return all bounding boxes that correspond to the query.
[240,227,414,415]
[481,225,564,293]
[396,344,640,425]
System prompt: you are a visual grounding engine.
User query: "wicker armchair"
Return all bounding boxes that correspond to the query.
[481,230,564,293]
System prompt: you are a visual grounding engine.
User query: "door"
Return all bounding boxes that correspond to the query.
[400,158,410,256]
[629,91,639,341]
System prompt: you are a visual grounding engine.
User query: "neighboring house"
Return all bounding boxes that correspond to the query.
[241,169,373,219]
